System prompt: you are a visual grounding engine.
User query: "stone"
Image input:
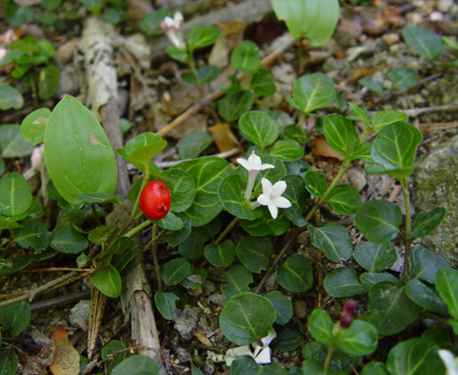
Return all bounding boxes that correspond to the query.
[382,33,400,47]
[69,300,91,331]
[323,57,338,73]
[174,305,202,340]
[438,0,454,12]
[413,134,458,264]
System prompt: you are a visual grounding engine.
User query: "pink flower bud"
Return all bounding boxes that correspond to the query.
[339,314,353,328]
[343,299,357,316]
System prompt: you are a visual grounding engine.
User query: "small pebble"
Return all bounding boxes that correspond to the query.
[382,33,400,47]
[383,80,393,90]
[438,0,454,12]
[389,43,403,55]
[408,12,424,25]
[430,11,444,22]
[414,94,424,105]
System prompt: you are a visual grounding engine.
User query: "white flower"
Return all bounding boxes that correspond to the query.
[161,12,186,51]
[237,151,274,172]
[439,350,458,375]
[257,178,291,219]
[237,151,274,201]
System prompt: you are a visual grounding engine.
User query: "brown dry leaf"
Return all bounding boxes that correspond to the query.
[312,135,344,161]
[194,330,213,347]
[215,19,247,36]
[208,123,240,153]
[49,326,80,375]
[345,67,379,84]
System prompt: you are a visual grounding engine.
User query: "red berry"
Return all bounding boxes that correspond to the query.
[139,181,171,220]
[339,314,353,328]
[343,299,357,315]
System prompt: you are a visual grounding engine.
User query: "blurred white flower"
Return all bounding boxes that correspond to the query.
[161,12,186,51]
[439,350,458,375]
[237,151,274,201]
[257,178,291,219]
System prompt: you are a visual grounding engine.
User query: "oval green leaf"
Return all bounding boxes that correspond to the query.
[323,267,366,298]
[276,254,313,293]
[354,241,396,273]
[0,173,33,217]
[308,223,353,263]
[292,73,336,113]
[236,236,272,273]
[90,264,122,298]
[239,111,279,151]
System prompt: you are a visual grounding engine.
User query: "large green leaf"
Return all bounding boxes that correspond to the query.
[271,0,339,46]
[0,348,18,375]
[389,67,417,91]
[265,291,293,325]
[11,217,49,253]
[410,246,450,284]
[292,73,336,113]
[276,254,313,293]
[308,308,333,344]
[230,40,260,74]
[160,168,195,213]
[0,301,30,336]
[371,110,408,132]
[435,268,458,320]
[336,320,378,356]
[323,114,359,157]
[238,111,279,151]
[161,258,191,287]
[44,96,117,205]
[174,156,233,226]
[217,91,253,122]
[221,265,253,298]
[409,207,446,238]
[0,82,24,110]
[308,223,353,263]
[187,25,221,50]
[218,174,259,220]
[326,184,361,215]
[236,236,272,273]
[353,241,396,273]
[154,291,179,320]
[323,267,366,298]
[119,132,167,166]
[240,207,290,237]
[219,292,276,345]
[366,281,421,336]
[402,25,445,60]
[405,279,448,315]
[204,240,235,267]
[355,200,402,243]
[91,265,122,298]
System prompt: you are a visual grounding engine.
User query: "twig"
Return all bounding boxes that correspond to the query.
[402,104,458,118]
[155,148,240,168]
[156,34,295,138]
[152,244,162,292]
[29,291,91,312]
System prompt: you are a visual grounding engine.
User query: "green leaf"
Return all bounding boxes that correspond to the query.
[323,267,367,297]
[20,108,51,146]
[409,207,446,238]
[292,73,336,113]
[272,325,304,352]
[217,91,254,122]
[111,355,159,375]
[236,236,272,273]
[269,139,304,161]
[221,265,253,298]
[271,0,339,46]
[251,155,287,195]
[360,272,402,290]
[367,281,421,336]
[0,301,30,336]
[402,25,445,60]
[187,25,221,50]
[421,326,454,349]
[165,46,188,63]
[0,82,24,110]
[221,75,241,95]
[348,103,371,127]
[276,254,313,293]
[389,67,417,91]
[204,240,235,267]
[302,358,347,375]
[308,223,353,263]
[239,111,280,151]
[154,291,179,320]
[435,268,458,320]
[265,291,293,325]
[336,320,378,356]
[326,184,361,215]
[44,96,117,205]
[283,125,310,145]
[11,218,49,253]
[251,69,276,96]
[91,265,122,298]
[405,279,448,315]
[304,171,327,198]
[323,114,360,156]
[38,65,60,100]
[160,168,195,213]
[76,193,124,204]
[101,8,122,25]
[0,124,34,158]
[218,174,259,220]
[119,132,167,167]
[240,207,290,237]
[0,218,22,230]
[50,225,88,254]
[361,363,388,375]
[0,256,31,275]
[191,362,204,375]
[157,215,191,247]
[199,65,220,83]
[138,9,170,34]
[102,341,126,375]
[371,110,408,132]
[178,232,204,261]
[35,12,58,25]
[282,174,310,227]
[231,40,260,73]
[371,122,423,179]
[178,130,213,159]
[0,348,18,375]
[161,258,191,288]
[97,237,136,267]
[359,78,387,96]
[219,292,276,345]
[40,0,61,11]
[386,338,444,375]
[355,200,402,243]
[308,308,333,344]
[0,173,32,217]
[174,156,233,226]
[88,226,116,245]
[410,246,450,284]
[354,241,396,272]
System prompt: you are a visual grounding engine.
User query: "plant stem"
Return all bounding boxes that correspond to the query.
[296,37,303,76]
[400,178,412,282]
[324,344,336,369]
[29,72,39,108]
[124,220,151,238]
[304,159,352,222]
[188,51,202,93]
[421,311,452,326]
[131,166,150,218]
[151,224,162,292]
[91,203,102,226]
[214,217,239,245]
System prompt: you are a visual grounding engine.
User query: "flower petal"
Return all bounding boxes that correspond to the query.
[164,16,175,27]
[271,180,287,196]
[267,203,278,219]
[259,163,275,171]
[237,157,252,171]
[174,12,184,28]
[261,178,273,195]
[273,196,291,209]
[257,194,270,206]
[439,350,458,375]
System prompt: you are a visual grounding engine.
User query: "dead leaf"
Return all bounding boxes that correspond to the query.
[215,19,247,36]
[208,123,240,153]
[49,326,80,375]
[312,135,344,161]
[194,330,213,347]
[345,67,380,84]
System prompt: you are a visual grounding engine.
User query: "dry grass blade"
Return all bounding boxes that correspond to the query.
[87,286,107,360]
